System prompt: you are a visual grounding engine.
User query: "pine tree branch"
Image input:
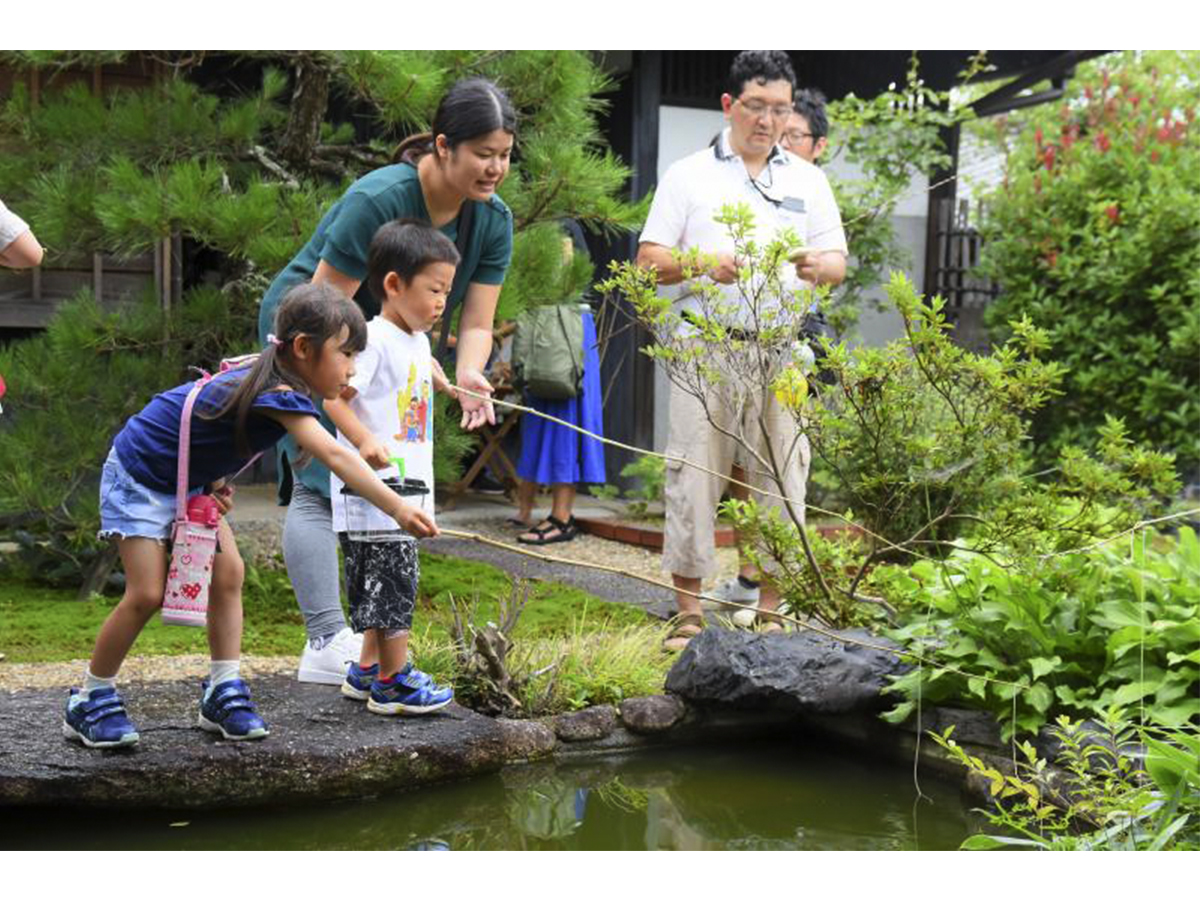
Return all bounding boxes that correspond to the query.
[247,145,299,189]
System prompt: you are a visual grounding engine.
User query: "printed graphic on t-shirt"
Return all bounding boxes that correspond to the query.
[394,364,431,445]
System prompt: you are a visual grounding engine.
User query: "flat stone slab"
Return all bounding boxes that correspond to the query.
[0,674,507,809]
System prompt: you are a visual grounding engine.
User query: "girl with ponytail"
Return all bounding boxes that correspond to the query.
[65,284,436,749]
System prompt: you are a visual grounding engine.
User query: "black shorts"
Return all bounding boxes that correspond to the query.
[338,534,419,633]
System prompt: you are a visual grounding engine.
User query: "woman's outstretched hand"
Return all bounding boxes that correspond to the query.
[456,367,495,431]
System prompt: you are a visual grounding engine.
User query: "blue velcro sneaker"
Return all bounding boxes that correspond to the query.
[367,664,453,716]
[341,662,379,701]
[63,687,140,749]
[198,679,269,740]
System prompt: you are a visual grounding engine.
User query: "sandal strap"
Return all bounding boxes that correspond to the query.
[667,613,705,639]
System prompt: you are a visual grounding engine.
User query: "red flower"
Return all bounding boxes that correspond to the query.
[1044,146,1056,170]
[1151,149,1161,163]
[1158,125,1171,142]
[1095,131,1111,153]
[1035,127,1044,148]
[1084,86,1094,100]
[1105,204,1119,224]
[1129,92,1141,107]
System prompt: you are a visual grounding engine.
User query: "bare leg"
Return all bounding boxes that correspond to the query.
[514,480,536,524]
[757,583,786,632]
[673,575,703,619]
[89,537,169,678]
[378,631,411,679]
[550,484,575,522]
[359,630,379,669]
[206,518,245,661]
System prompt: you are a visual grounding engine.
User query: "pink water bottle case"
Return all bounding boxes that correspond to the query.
[160,367,260,627]
[162,494,220,626]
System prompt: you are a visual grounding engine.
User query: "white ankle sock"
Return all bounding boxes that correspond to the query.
[83,669,117,697]
[206,660,241,699]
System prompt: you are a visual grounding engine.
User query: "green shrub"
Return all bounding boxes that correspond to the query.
[978,51,1200,476]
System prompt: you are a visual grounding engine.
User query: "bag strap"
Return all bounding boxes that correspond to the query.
[176,373,212,525]
[176,369,263,525]
[555,306,583,387]
[435,198,477,365]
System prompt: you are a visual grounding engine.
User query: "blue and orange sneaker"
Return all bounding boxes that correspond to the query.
[63,687,139,749]
[341,662,379,701]
[198,678,269,741]
[367,663,453,716]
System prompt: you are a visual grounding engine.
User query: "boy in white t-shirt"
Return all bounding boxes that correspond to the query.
[326,220,458,715]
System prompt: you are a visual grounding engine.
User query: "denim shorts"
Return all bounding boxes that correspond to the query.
[97,446,202,544]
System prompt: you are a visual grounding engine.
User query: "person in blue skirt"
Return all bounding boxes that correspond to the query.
[514,224,605,545]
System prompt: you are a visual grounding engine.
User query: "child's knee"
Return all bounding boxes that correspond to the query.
[123,585,164,616]
[212,550,245,594]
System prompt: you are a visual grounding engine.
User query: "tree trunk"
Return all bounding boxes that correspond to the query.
[279,53,330,170]
[77,543,119,601]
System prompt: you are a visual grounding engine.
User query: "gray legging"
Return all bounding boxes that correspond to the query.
[282,482,348,641]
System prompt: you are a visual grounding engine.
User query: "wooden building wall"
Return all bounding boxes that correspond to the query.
[0,56,181,330]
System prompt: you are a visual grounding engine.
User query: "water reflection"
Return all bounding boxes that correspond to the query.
[0,738,976,851]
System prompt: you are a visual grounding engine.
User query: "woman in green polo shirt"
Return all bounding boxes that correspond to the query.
[257,77,515,684]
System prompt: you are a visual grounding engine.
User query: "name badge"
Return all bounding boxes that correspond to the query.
[781,196,807,214]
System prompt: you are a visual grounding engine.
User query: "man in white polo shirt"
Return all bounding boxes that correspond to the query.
[637,51,848,650]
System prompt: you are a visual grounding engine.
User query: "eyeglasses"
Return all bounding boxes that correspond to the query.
[782,130,815,144]
[736,98,794,120]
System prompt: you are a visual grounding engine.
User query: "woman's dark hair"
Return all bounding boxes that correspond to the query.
[727,50,796,98]
[201,282,367,460]
[393,77,517,164]
[367,218,461,303]
[793,88,830,141]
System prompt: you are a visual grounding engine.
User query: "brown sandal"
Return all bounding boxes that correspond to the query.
[663,613,705,652]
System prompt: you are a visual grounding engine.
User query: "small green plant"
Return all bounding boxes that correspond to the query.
[587,456,665,519]
[885,527,1200,738]
[619,456,666,519]
[933,709,1200,850]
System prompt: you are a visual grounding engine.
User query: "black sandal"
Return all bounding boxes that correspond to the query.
[517,515,578,545]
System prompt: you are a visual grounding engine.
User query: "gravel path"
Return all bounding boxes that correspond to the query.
[0,654,299,694]
[427,516,740,619]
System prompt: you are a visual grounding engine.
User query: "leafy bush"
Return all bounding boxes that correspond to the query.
[934,709,1200,850]
[885,527,1200,738]
[978,51,1200,476]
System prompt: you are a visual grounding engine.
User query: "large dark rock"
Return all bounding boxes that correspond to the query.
[0,674,508,809]
[665,627,908,715]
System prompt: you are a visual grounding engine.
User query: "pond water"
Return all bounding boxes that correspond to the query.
[0,737,979,850]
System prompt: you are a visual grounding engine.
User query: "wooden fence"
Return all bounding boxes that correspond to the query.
[0,57,181,329]
[928,196,1000,353]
